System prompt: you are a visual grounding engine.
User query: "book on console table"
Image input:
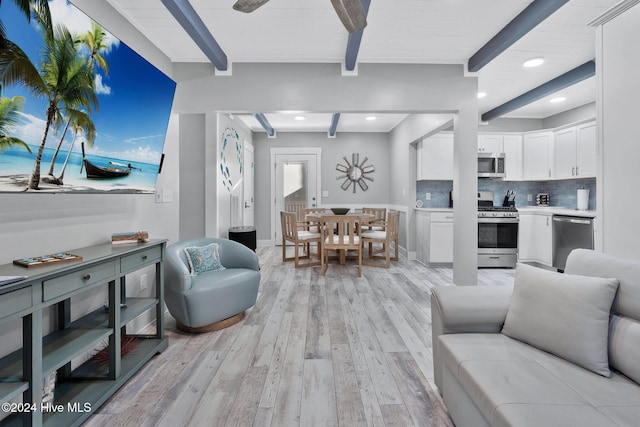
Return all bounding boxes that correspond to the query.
[112,231,149,245]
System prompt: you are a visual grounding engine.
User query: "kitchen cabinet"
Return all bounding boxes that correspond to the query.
[417,133,453,180]
[523,131,554,180]
[415,210,429,264]
[575,121,597,177]
[503,134,523,181]
[415,210,453,265]
[428,211,454,264]
[518,213,552,266]
[554,127,578,179]
[478,134,503,153]
[0,240,168,427]
[554,121,597,179]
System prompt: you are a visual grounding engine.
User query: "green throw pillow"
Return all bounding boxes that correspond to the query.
[183,243,225,276]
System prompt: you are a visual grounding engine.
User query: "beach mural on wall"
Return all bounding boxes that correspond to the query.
[0,0,176,193]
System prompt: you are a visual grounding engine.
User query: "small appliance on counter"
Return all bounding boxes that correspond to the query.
[536,193,549,206]
[577,188,589,211]
[502,189,516,207]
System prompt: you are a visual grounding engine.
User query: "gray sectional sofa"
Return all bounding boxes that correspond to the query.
[432,249,640,427]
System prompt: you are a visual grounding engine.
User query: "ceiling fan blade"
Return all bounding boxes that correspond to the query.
[331,0,367,33]
[233,0,270,13]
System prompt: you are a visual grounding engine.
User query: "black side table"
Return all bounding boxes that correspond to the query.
[229,226,257,251]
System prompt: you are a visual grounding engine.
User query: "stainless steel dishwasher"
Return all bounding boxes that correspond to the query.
[552,215,594,271]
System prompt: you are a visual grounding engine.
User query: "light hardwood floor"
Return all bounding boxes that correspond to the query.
[84,246,515,427]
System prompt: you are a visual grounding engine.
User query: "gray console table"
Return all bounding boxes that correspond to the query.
[0,240,168,426]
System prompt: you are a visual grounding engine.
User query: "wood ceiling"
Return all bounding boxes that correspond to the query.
[105,0,618,132]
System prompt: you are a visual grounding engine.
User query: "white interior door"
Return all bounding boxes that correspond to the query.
[243,141,254,226]
[274,154,318,245]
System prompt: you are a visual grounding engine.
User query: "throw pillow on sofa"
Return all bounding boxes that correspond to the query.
[184,243,226,276]
[502,263,619,377]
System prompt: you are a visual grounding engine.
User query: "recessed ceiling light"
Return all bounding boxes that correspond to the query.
[366,116,376,121]
[477,92,487,99]
[550,97,566,103]
[294,116,305,121]
[523,57,545,68]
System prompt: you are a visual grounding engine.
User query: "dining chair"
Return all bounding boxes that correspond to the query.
[320,215,362,277]
[362,207,387,231]
[281,211,322,267]
[302,207,327,233]
[362,210,400,268]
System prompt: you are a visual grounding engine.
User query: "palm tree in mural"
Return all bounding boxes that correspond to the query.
[45,108,95,183]
[0,95,32,153]
[0,0,49,48]
[47,21,110,178]
[0,2,98,190]
[55,113,95,183]
[79,21,111,76]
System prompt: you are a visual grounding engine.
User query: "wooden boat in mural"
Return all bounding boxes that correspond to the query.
[83,158,132,179]
[80,142,131,179]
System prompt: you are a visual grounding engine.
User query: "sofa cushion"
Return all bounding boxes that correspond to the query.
[494,404,619,427]
[501,263,619,376]
[183,243,225,276]
[440,333,637,427]
[565,249,640,385]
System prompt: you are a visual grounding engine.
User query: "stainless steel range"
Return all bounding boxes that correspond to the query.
[477,191,519,268]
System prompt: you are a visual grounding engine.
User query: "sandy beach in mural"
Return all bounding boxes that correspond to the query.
[0,146,158,193]
[0,174,150,193]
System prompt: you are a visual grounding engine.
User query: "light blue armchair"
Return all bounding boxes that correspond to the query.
[165,237,260,332]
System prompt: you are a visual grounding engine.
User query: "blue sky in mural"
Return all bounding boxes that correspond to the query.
[1,0,176,166]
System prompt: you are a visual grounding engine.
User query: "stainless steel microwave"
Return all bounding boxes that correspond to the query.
[478,152,505,178]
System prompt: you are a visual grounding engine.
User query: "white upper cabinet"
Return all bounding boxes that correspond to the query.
[503,134,523,181]
[417,133,453,180]
[576,121,597,177]
[478,134,504,153]
[554,121,596,179]
[554,127,578,179]
[523,131,554,180]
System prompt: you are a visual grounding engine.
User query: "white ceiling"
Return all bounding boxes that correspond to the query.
[106,0,617,132]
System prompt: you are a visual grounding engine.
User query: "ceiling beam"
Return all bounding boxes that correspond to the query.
[344,0,372,71]
[329,113,341,137]
[255,113,275,137]
[161,0,228,71]
[468,0,569,72]
[481,60,595,122]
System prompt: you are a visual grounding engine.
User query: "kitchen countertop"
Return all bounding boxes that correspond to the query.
[415,206,596,217]
[415,207,453,212]
[517,207,596,217]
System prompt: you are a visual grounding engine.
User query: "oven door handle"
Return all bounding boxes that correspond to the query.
[477,218,519,224]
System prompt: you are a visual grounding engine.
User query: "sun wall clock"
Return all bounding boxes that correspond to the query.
[336,153,375,193]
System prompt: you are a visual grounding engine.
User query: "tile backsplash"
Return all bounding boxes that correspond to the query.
[416,178,596,210]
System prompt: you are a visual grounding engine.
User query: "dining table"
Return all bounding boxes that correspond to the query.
[304,210,375,265]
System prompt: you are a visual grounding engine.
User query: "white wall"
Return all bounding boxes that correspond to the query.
[179,114,206,240]
[597,2,640,259]
[543,102,596,129]
[253,132,391,241]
